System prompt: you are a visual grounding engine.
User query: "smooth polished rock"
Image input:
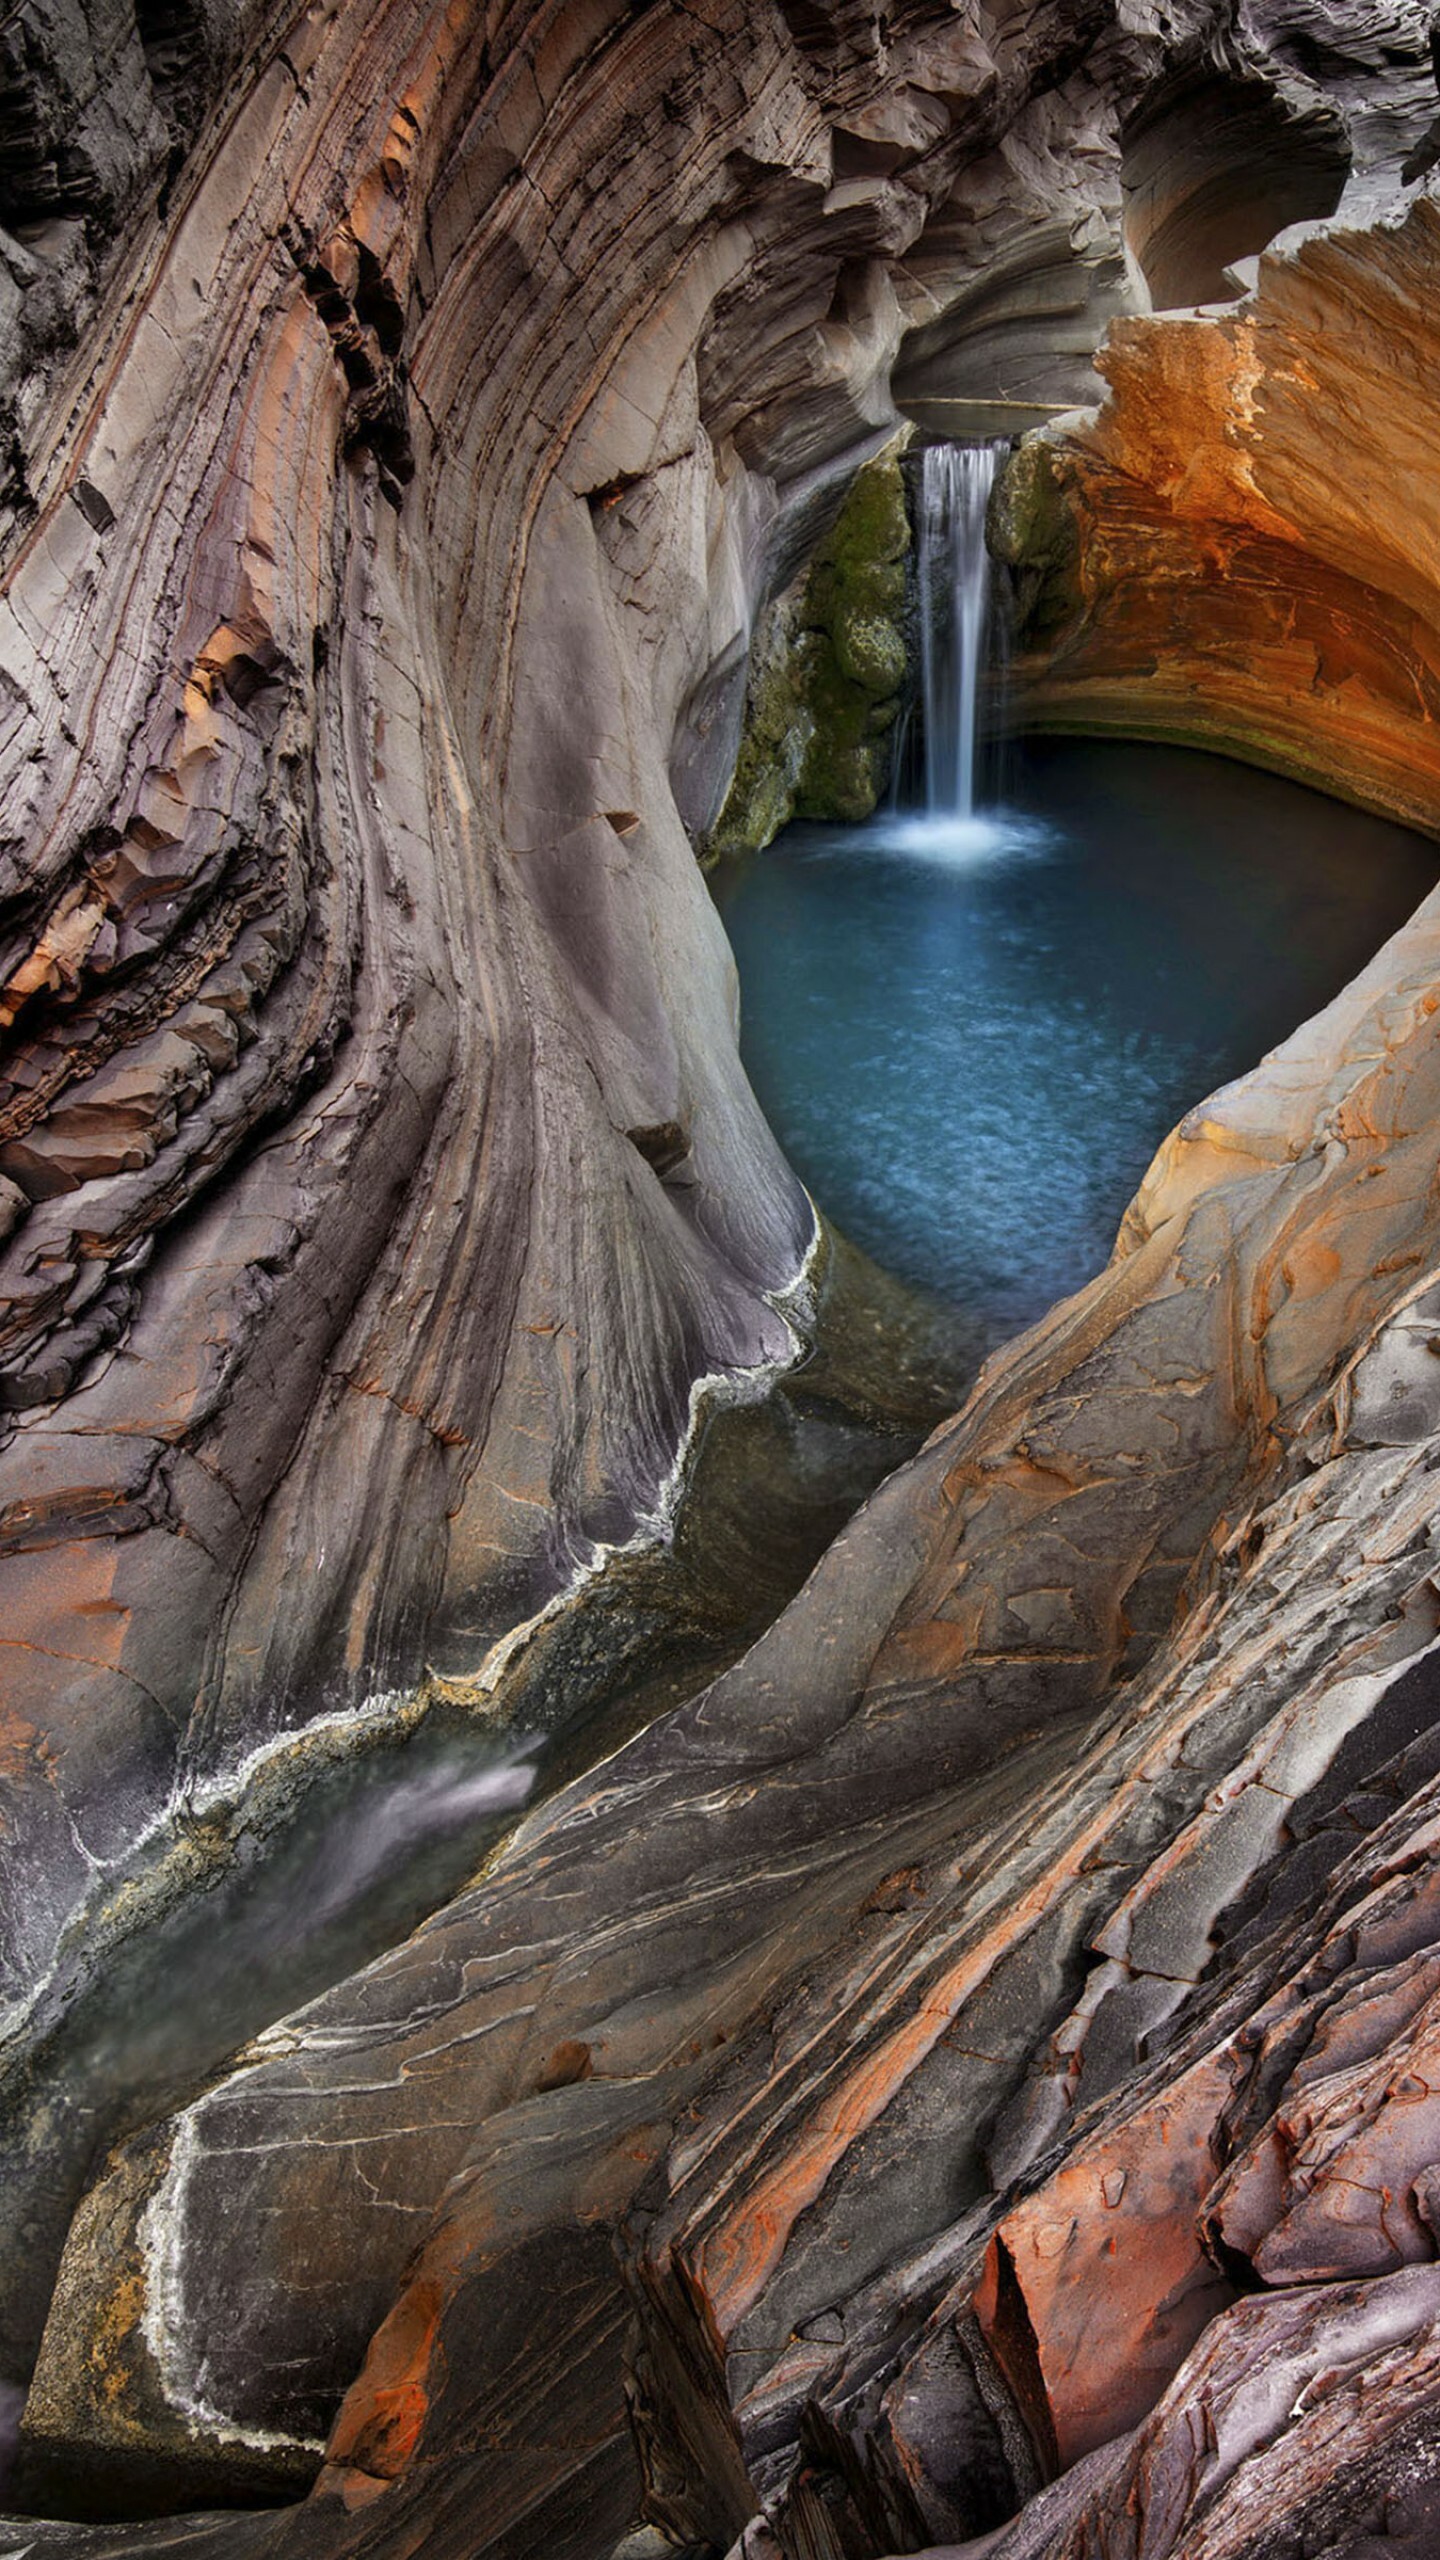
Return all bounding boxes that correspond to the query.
[0,0,1231,2448]
[26,859,1440,2542]
[12,5,1440,2560]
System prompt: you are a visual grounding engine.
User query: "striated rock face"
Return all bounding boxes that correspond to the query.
[12,5,1440,2560]
[1118,45,1350,310]
[32,794,1440,2557]
[0,0,1225,2054]
[0,0,1223,2408]
[999,73,1440,827]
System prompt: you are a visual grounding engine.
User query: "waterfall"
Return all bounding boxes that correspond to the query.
[915,441,1005,819]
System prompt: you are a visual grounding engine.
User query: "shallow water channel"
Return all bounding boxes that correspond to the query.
[716,737,1440,1342]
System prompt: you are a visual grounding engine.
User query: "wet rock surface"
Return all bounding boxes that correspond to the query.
[9,3,1440,2559]
[707,444,913,855]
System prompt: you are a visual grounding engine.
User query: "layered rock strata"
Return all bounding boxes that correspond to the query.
[0,0,1234,2440]
[0,0,1218,2064]
[31,857,1440,2556]
[998,196,1440,836]
[9,5,1440,2560]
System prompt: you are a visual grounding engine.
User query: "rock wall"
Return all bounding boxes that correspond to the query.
[0,0,1213,2397]
[54,860,1440,2559]
[0,0,1204,2049]
[10,5,1440,2560]
[706,442,912,857]
[999,193,1440,834]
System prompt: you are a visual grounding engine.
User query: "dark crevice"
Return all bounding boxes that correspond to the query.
[289,234,415,504]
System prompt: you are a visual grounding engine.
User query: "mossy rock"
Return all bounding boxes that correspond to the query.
[703,440,913,854]
[808,550,906,625]
[798,632,872,772]
[705,600,816,861]
[832,605,906,698]
[988,435,1082,643]
[794,449,911,821]
[824,453,910,571]
[797,737,886,823]
[713,748,799,859]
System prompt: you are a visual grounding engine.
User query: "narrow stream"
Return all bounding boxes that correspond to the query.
[715,743,1440,1341]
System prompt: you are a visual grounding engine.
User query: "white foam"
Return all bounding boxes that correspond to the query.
[872,809,1058,869]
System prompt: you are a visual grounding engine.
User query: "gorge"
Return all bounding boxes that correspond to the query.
[6,4,1440,2559]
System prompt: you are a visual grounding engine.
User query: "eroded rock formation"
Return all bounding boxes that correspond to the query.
[0,0,1206,2054]
[10,3,1440,2558]
[706,442,912,853]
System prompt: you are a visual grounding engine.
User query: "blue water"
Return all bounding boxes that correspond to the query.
[717,739,1438,1340]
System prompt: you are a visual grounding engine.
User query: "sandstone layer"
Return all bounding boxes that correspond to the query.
[8,5,1440,2560]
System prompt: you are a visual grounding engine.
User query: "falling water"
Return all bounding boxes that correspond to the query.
[916,441,1005,818]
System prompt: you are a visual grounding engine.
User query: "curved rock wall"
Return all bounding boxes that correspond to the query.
[0,0,1211,2318]
[63,858,1440,2559]
[1119,49,1349,308]
[10,6,1440,2560]
[1001,14,1440,832]
[0,0,819,2025]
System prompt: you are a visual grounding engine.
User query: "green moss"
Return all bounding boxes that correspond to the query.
[808,555,907,621]
[795,626,887,818]
[703,441,913,857]
[824,452,910,574]
[792,448,912,821]
[988,435,1082,643]
[714,736,801,857]
[798,738,885,822]
[704,602,816,863]
[831,605,906,697]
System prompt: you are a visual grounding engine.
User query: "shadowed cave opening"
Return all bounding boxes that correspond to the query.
[1120,56,1351,309]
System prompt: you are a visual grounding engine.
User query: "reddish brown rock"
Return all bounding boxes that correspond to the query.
[0,0,1223,2163]
[973,2055,1240,2469]
[0,0,1256,2466]
[1000,190,1440,839]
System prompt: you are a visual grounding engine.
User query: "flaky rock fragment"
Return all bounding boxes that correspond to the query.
[929,2266,1440,2560]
